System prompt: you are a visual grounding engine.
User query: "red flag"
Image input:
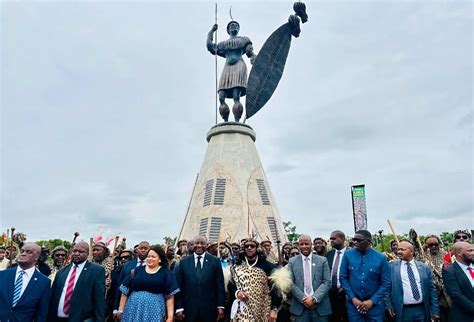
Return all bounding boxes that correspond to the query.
[1,233,5,244]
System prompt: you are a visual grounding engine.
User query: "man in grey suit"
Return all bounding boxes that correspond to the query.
[288,235,332,322]
[386,240,439,322]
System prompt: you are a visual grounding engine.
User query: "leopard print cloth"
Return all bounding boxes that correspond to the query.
[231,262,271,322]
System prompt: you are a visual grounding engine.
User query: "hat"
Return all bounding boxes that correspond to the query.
[93,241,107,249]
[51,245,68,255]
[226,20,240,35]
[355,230,372,241]
[454,229,471,239]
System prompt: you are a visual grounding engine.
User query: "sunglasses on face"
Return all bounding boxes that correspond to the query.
[244,244,256,249]
[54,253,67,257]
[455,235,469,240]
[352,238,365,243]
[427,243,439,247]
[120,255,131,260]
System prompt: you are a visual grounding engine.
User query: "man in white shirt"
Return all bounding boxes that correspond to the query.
[386,240,439,322]
[0,242,51,322]
[325,230,348,322]
[49,241,106,322]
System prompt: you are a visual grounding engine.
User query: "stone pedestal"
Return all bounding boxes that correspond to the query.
[178,122,287,244]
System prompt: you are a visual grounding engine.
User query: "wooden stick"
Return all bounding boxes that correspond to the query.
[387,220,399,243]
[112,236,120,257]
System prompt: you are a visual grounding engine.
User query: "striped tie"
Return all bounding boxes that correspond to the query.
[406,262,420,300]
[63,265,78,315]
[12,270,24,307]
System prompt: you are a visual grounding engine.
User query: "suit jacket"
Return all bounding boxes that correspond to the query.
[287,254,332,317]
[48,261,106,322]
[442,261,474,322]
[0,267,51,322]
[175,252,225,322]
[385,260,439,322]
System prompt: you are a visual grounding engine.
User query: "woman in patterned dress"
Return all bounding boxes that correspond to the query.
[117,245,179,322]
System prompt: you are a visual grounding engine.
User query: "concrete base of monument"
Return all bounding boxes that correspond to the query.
[178,121,287,244]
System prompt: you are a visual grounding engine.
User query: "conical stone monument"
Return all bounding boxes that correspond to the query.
[177,122,287,244]
[177,2,308,245]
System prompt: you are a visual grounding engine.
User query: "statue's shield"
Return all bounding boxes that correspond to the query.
[245,23,293,120]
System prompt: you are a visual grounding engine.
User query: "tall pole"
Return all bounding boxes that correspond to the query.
[215,2,218,124]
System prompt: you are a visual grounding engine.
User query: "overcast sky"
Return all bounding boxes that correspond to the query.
[1,0,472,247]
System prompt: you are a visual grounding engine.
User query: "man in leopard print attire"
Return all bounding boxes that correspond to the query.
[228,238,282,322]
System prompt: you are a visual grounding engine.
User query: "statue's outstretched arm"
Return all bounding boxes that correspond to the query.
[206,24,218,55]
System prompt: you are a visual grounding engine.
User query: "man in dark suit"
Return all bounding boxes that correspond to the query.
[175,235,225,322]
[442,241,474,322]
[385,240,439,322]
[49,241,106,322]
[288,234,332,322]
[325,230,348,322]
[0,242,51,322]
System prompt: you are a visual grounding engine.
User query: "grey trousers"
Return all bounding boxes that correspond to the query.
[401,304,427,322]
[294,308,329,322]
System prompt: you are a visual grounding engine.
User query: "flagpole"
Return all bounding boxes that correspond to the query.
[215,2,218,125]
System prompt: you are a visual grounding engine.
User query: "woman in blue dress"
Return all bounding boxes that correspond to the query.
[117,245,179,322]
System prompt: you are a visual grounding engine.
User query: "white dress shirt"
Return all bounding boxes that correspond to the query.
[194,252,206,268]
[302,254,314,296]
[57,261,87,317]
[456,260,474,288]
[400,259,423,304]
[331,247,346,288]
[136,258,146,267]
[14,266,36,299]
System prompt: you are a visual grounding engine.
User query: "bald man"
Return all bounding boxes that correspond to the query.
[0,242,51,322]
[288,235,332,321]
[442,241,474,322]
[49,241,106,322]
[385,240,439,322]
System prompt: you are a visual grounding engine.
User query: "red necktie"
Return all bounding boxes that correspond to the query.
[468,267,474,281]
[63,265,77,315]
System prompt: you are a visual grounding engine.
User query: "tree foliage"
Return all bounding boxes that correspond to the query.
[283,221,301,242]
[35,239,72,250]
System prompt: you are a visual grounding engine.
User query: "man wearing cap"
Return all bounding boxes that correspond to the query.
[49,245,68,281]
[340,230,391,322]
[443,229,471,267]
[92,242,114,276]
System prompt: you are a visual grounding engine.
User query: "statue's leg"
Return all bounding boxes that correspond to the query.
[232,88,243,123]
[218,90,229,122]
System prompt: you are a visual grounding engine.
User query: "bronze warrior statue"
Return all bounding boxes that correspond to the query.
[207,21,257,122]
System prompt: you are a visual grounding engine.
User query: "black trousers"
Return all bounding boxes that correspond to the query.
[329,288,348,322]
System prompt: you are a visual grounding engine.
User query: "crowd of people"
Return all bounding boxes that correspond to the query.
[0,228,472,322]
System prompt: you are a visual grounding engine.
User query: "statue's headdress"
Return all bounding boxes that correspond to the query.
[226,21,240,35]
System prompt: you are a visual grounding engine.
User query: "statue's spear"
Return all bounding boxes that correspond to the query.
[214,2,218,124]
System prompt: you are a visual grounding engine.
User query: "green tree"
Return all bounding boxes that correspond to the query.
[283,221,300,242]
[163,236,177,246]
[36,239,71,250]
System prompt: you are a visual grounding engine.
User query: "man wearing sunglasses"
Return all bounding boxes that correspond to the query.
[48,245,68,282]
[228,238,282,322]
[444,230,471,268]
[340,230,391,322]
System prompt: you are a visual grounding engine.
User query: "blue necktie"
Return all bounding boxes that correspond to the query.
[12,270,24,307]
[406,262,420,300]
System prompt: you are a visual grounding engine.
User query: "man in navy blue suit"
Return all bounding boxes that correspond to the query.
[0,242,51,322]
[385,240,439,322]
